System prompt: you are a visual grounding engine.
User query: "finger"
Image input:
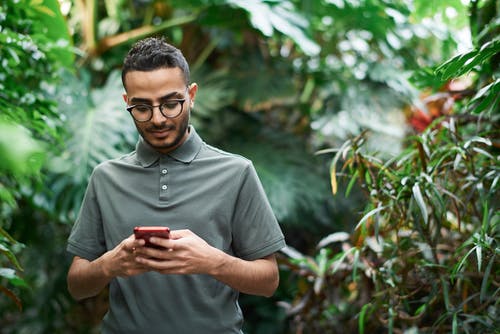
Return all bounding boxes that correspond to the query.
[136,256,173,271]
[168,229,192,240]
[133,238,146,247]
[127,243,144,255]
[135,244,172,259]
[149,237,175,250]
[124,234,145,250]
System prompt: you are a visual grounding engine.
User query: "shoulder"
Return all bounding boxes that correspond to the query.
[90,150,139,178]
[195,143,259,185]
[199,142,252,168]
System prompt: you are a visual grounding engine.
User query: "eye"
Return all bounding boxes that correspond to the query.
[161,101,179,110]
[133,105,152,113]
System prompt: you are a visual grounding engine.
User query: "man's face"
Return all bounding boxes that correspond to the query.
[123,67,197,154]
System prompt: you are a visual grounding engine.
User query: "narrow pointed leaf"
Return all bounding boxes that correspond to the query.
[412,182,428,225]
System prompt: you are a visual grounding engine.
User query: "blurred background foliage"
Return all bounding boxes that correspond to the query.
[0,0,498,333]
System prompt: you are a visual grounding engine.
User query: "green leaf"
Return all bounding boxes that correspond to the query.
[480,254,495,303]
[415,303,427,316]
[437,50,477,80]
[352,248,360,281]
[0,227,17,244]
[0,244,24,271]
[30,0,74,67]
[481,202,490,236]
[388,306,394,334]
[45,70,138,221]
[436,39,500,81]
[477,17,500,41]
[0,123,45,176]
[313,248,330,294]
[227,0,320,55]
[219,120,332,227]
[354,206,385,231]
[441,276,450,311]
[412,182,428,225]
[0,268,28,287]
[345,169,359,197]
[468,78,500,115]
[191,67,236,117]
[358,303,371,334]
[0,186,16,208]
[475,245,482,272]
[330,247,357,274]
[268,5,320,56]
[451,246,476,281]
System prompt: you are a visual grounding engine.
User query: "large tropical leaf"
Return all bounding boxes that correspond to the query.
[226,0,320,56]
[206,112,338,229]
[190,66,236,119]
[230,51,297,111]
[45,70,137,221]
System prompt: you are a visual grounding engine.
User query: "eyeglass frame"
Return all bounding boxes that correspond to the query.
[126,88,190,122]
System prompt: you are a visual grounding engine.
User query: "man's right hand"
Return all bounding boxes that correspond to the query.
[67,234,148,300]
[101,234,149,278]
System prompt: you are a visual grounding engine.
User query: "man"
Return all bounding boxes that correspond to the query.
[66,37,286,333]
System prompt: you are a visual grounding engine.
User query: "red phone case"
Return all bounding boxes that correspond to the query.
[133,226,170,248]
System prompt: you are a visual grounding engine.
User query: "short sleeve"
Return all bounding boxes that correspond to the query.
[67,169,106,261]
[231,162,286,260]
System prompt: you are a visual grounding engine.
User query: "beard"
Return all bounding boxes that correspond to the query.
[136,109,190,153]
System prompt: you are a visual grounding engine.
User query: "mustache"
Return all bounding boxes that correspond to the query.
[147,124,175,131]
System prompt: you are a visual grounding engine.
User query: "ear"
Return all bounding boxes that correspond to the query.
[188,83,198,108]
[122,93,128,104]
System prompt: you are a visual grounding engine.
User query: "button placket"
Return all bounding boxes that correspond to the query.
[159,160,169,201]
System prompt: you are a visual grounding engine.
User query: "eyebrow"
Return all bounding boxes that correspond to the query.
[129,91,185,104]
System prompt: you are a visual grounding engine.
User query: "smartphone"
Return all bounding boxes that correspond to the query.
[133,226,170,249]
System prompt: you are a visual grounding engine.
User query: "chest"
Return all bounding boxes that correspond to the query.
[95,160,241,253]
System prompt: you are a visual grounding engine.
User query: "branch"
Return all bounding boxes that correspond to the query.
[94,14,198,56]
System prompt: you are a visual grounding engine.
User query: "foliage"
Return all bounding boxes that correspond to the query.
[0,0,72,311]
[298,0,462,156]
[1,0,493,333]
[0,69,137,333]
[281,121,499,332]
[278,2,499,332]
[43,70,138,222]
[0,124,43,311]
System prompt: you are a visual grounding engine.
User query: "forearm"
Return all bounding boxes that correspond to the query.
[134,230,280,296]
[67,255,113,301]
[210,252,279,297]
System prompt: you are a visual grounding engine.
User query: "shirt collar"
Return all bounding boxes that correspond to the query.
[135,125,202,167]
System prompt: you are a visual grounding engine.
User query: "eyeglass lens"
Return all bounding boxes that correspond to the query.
[130,100,184,122]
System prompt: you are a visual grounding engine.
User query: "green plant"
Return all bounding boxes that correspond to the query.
[280,105,499,333]
[0,0,72,310]
[2,1,492,332]
[279,2,499,332]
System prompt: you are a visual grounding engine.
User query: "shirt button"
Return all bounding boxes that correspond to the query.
[161,185,168,190]
[162,169,168,174]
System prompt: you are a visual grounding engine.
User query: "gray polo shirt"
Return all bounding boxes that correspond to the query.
[67,126,286,334]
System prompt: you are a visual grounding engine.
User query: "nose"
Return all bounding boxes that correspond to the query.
[150,105,167,125]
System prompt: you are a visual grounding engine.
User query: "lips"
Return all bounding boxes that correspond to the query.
[149,129,170,138]
[148,126,175,138]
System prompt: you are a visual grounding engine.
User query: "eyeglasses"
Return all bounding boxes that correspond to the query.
[126,99,186,122]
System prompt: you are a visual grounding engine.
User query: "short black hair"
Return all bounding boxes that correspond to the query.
[122,37,190,89]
